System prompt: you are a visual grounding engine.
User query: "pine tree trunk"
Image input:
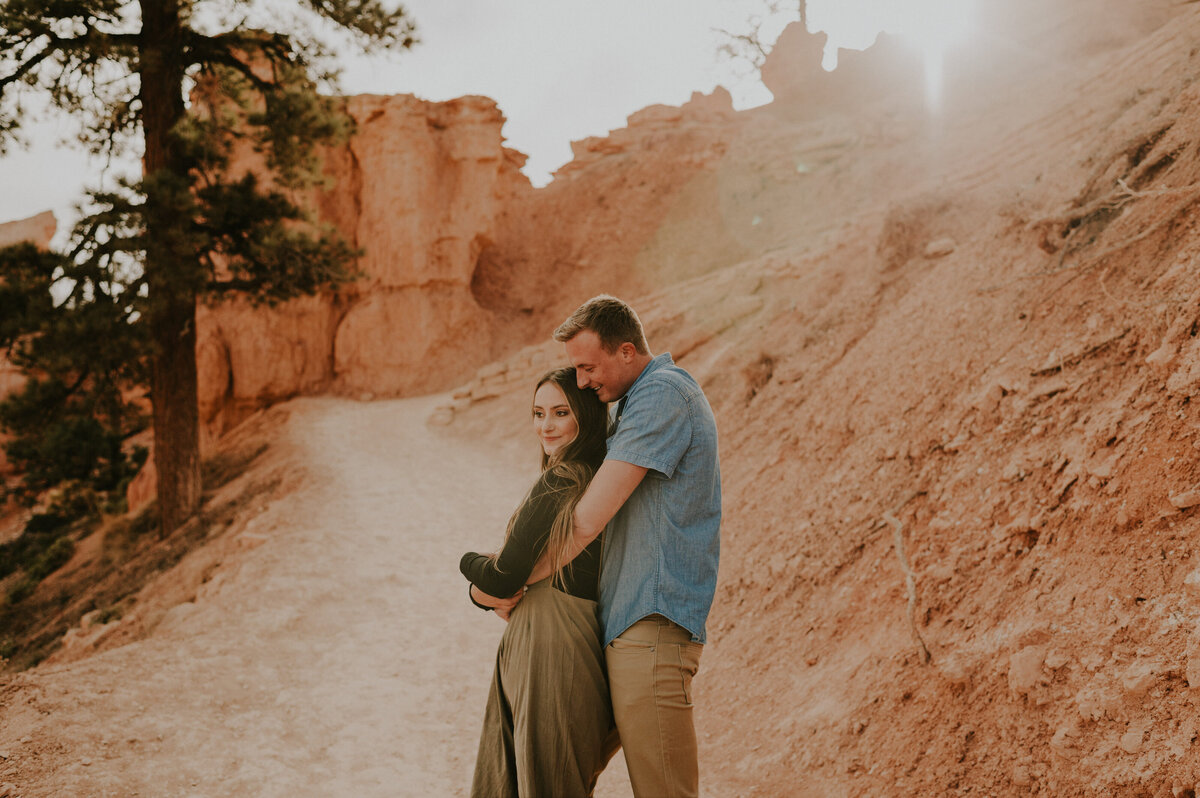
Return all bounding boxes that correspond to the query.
[141,0,202,535]
[148,293,201,535]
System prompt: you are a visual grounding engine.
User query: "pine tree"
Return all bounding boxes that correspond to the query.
[0,0,416,534]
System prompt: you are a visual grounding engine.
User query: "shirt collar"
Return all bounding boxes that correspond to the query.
[620,352,673,401]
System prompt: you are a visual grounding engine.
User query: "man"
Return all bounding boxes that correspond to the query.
[532,294,721,798]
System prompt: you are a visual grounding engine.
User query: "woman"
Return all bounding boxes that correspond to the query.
[460,366,617,798]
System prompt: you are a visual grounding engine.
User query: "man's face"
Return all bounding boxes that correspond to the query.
[564,330,633,403]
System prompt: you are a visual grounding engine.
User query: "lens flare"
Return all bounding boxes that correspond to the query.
[807,0,977,111]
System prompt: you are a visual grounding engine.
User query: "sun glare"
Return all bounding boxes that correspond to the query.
[807,0,977,111]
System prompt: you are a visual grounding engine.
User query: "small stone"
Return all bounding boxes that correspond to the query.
[426,406,454,427]
[17,738,29,745]
[1185,570,1200,595]
[926,564,955,583]
[1146,341,1177,370]
[475,362,505,381]
[1122,662,1157,694]
[1119,729,1143,754]
[1170,489,1200,510]
[80,757,92,766]
[470,383,504,402]
[1002,463,1025,482]
[1076,689,1106,721]
[1050,725,1079,756]
[939,657,971,690]
[1186,654,1200,688]
[1009,645,1047,696]
[924,237,957,258]
[235,533,269,551]
[1013,765,1032,786]
[1031,378,1070,399]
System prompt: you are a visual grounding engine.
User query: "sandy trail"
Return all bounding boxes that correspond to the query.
[0,395,632,797]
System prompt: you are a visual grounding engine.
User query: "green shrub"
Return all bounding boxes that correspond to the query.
[6,577,35,604]
[23,510,72,535]
[29,537,75,581]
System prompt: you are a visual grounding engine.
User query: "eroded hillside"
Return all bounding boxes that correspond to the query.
[657,10,1200,795]
[437,2,1200,791]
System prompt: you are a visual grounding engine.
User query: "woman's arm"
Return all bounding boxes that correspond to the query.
[460,474,559,597]
[468,583,524,618]
[526,459,647,584]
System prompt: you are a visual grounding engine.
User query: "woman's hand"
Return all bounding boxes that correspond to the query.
[470,584,524,621]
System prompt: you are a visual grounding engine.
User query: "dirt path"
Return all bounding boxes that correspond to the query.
[0,395,632,797]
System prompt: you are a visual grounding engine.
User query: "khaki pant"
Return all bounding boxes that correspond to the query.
[471,581,617,798]
[606,616,703,798]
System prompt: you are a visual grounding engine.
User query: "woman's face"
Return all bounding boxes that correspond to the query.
[533,381,579,458]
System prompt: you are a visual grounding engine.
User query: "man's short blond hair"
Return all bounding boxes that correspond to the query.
[554,295,649,355]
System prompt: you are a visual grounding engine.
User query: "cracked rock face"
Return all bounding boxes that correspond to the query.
[193,86,741,440]
[195,94,526,435]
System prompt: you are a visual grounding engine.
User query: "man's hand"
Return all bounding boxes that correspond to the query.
[471,584,523,621]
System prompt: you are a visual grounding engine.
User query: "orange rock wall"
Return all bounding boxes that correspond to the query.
[195,88,746,436]
[197,95,531,434]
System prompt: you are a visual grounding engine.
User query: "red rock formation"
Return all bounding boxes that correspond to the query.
[0,210,55,250]
[195,94,530,432]
[195,87,745,435]
[760,28,924,112]
[472,87,743,343]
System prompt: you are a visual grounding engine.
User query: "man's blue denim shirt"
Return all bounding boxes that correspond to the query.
[600,352,722,647]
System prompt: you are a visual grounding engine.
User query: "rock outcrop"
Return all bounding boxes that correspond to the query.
[196,94,530,434]
[196,87,746,436]
[0,210,55,250]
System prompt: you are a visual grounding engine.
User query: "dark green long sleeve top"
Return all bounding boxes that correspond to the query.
[460,469,603,602]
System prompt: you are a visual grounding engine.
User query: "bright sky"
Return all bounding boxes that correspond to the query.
[0,0,975,232]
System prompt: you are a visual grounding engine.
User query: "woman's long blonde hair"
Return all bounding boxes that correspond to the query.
[501,367,607,588]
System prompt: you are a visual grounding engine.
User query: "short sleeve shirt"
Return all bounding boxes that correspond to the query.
[600,353,721,646]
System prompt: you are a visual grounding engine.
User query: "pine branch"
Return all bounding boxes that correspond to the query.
[185,31,278,93]
[0,36,59,89]
[1,27,139,90]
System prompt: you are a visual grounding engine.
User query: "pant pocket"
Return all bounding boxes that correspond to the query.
[608,636,656,654]
[677,642,702,706]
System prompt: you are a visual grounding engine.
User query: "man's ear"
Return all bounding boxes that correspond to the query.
[619,342,637,362]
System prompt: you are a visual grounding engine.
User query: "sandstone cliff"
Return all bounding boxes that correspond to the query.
[194,86,750,439]
[195,94,526,435]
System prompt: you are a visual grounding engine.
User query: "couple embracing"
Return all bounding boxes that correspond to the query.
[460,295,721,798]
